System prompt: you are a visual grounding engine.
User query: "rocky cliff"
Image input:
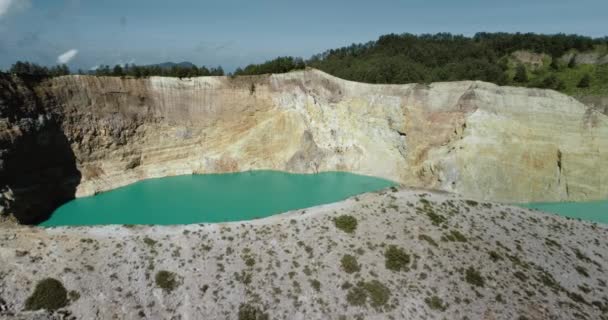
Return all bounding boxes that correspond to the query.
[1,69,607,223]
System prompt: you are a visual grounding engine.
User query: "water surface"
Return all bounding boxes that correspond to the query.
[41,171,396,227]
[520,200,608,224]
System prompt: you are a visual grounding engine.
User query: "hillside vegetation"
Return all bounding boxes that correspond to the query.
[238,33,608,95]
[3,33,608,96]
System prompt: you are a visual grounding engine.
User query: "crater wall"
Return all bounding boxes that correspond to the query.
[1,69,607,222]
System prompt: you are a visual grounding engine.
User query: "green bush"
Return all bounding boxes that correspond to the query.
[25,278,68,311]
[346,280,391,310]
[578,74,591,88]
[465,267,485,287]
[155,270,179,292]
[341,254,361,274]
[384,245,410,271]
[445,230,467,242]
[418,234,438,247]
[346,285,368,306]
[238,303,269,320]
[334,215,358,233]
[425,295,446,311]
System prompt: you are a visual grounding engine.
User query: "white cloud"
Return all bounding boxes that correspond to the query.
[0,0,30,19]
[57,49,78,64]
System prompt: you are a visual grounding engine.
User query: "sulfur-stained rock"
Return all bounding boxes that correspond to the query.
[1,69,607,222]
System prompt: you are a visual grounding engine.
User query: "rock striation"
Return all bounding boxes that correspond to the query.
[1,69,607,223]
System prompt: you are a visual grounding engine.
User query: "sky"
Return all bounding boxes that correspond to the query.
[0,0,606,72]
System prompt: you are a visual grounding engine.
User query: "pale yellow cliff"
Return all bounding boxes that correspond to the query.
[33,69,607,203]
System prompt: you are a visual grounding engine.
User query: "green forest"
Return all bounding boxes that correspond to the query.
[239,33,608,95]
[4,33,608,95]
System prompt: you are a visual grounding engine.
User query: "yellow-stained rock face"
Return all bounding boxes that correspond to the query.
[2,69,607,222]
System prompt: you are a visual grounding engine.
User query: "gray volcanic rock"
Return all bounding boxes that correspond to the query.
[0,188,606,319]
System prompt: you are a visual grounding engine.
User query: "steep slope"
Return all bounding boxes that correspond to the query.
[0,188,606,319]
[1,69,607,223]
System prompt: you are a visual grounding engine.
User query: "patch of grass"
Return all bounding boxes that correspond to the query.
[425,210,447,226]
[465,267,485,287]
[341,254,361,274]
[334,215,358,233]
[537,269,562,292]
[362,280,391,309]
[425,295,446,311]
[488,251,502,262]
[245,257,256,267]
[143,237,157,247]
[544,238,561,249]
[444,230,467,242]
[68,290,80,302]
[238,303,269,320]
[418,234,438,247]
[155,271,179,293]
[346,285,367,306]
[309,279,321,292]
[25,278,68,311]
[384,245,410,272]
[464,200,478,207]
[514,271,528,282]
[575,265,589,277]
[346,280,391,310]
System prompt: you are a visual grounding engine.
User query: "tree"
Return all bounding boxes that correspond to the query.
[112,65,125,76]
[550,57,559,70]
[514,64,528,83]
[540,74,560,89]
[577,74,591,88]
[568,55,577,68]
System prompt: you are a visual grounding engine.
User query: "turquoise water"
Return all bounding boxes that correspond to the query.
[40,171,396,227]
[520,200,608,224]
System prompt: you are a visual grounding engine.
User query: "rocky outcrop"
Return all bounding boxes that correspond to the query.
[1,69,607,222]
[561,51,608,65]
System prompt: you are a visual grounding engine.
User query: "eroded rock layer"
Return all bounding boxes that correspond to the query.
[1,69,607,222]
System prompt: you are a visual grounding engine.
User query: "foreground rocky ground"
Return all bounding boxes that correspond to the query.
[0,187,607,319]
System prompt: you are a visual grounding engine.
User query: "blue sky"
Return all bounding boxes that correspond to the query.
[0,0,606,71]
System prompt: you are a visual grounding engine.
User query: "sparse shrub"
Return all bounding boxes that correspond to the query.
[245,257,256,267]
[346,280,391,310]
[464,200,478,207]
[577,74,591,88]
[384,245,410,271]
[465,267,485,287]
[346,285,368,306]
[25,278,68,311]
[309,279,321,292]
[488,251,502,262]
[425,211,447,226]
[425,295,446,311]
[143,237,157,247]
[445,230,467,242]
[363,280,391,309]
[238,303,269,320]
[341,254,361,274]
[514,271,528,281]
[68,290,80,302]
[418,234,438,247]
[514,64,528,82]
[575,265,589,277]
[155,271,179,292]
[334,215,358,233]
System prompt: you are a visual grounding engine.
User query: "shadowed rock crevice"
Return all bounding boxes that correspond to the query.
[0,74,81,224]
